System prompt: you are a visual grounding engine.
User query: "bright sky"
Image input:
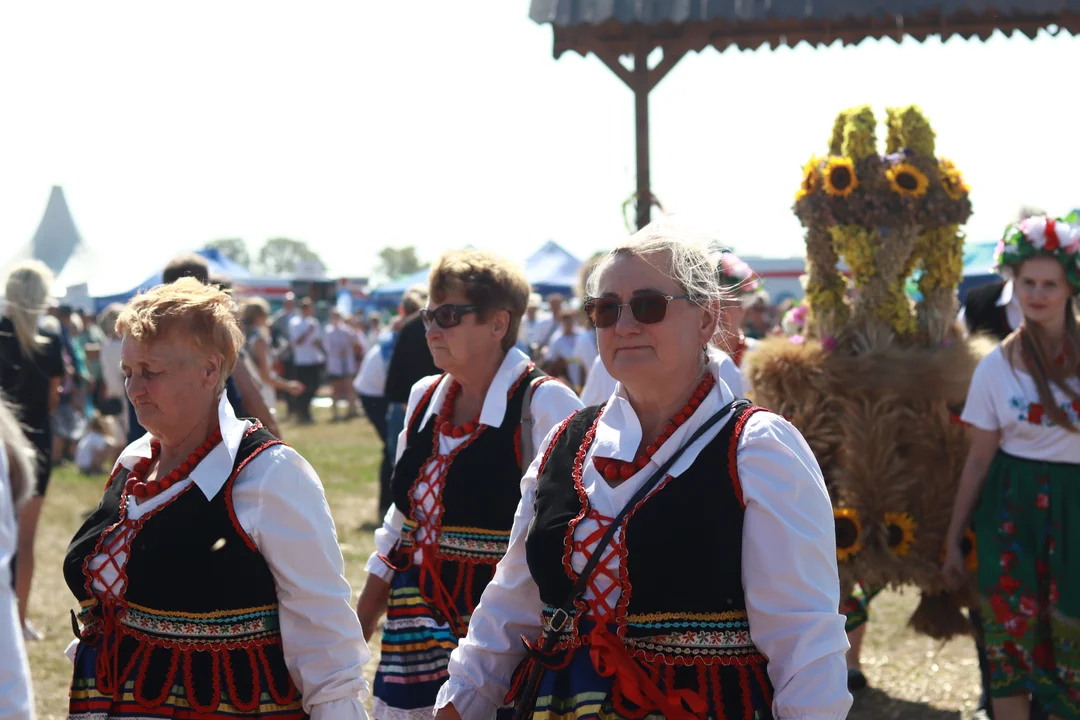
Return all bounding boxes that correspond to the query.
[1,1,1077,282]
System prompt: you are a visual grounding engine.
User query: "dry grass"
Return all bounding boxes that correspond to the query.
[26,407,982,719]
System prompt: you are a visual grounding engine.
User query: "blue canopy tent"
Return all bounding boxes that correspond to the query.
[525,241,581,297]
[365,267,431,311]
[958,240,1001,301]
[91,248,253,312]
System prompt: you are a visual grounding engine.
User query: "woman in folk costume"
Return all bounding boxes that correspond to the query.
[435,224,852,720]
[64,279,371,720]
[944,215,1080,720]
[355,250,583,719]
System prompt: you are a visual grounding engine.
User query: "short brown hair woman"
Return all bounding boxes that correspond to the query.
[64,278,372,719]
[356,249,583,719]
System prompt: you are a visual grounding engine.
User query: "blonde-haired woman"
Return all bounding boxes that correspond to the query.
[64,278,371,719]
[1,398,38,717]
[1,259,65,638]
[356,249,583,719]
[435,222,850,720]
[944,216,1080,720]
[240,297,303,414]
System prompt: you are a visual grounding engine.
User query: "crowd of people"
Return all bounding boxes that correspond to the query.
[0,215,1076,720]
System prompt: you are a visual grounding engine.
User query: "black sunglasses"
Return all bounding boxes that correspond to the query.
[583,293,691,329]
[421,303,478,329]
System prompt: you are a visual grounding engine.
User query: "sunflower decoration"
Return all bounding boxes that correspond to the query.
[886,162,930,199]
[884,512,918,557]
[822,157,858,198]
[834,507,863,562]
[795,155,820,202]
[938,158,970,201]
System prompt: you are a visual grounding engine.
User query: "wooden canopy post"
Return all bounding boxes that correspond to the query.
[633,36,652,230]
[593,36,688,231]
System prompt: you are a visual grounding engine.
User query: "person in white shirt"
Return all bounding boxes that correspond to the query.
[355,250,582,720]
[324,309,363,421]
[74,414,122,475]
[435,222,851,720]
[288,297,326,424]
[97,304,129,437]
[0,400,36,720]
[944,215,1080,720]
[63,279,371,720]
[543,311,584,391]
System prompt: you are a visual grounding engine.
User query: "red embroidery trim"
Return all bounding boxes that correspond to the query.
[182,647,222,713]
[709,665,727,720]
[224,423,286,552]
[727,406,766,509]
[561,406,604,586]
[223,647,261,712]
[103,463,124,492]
[739,665,753,720]
[751,661,772,705]
[258,644,299,705]
[132,645,179,708]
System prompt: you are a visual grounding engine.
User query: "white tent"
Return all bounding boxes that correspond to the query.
[2,186,87,282]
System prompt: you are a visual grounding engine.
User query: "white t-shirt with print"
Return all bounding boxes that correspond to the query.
[961,346,1080,463]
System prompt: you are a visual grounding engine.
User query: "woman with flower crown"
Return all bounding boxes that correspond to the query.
[944,215,1080,720]
[354,249,583,720]
[64,278,371,720]
[433,224,851,720]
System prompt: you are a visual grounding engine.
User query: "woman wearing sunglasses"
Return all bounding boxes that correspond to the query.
[434,224,851,720]
[356,249,583,720]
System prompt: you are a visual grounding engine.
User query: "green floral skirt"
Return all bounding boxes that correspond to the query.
[974,450,1080,718]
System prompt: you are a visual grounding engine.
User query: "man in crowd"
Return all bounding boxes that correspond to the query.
[383,290,437,468]
[354,287,426,519]
[289,297,325,424]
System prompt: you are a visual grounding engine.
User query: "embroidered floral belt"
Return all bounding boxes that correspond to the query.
[398,519,512,563]
[76,599,282,645]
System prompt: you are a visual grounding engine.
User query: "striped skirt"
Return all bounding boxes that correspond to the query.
[372,566,464,720]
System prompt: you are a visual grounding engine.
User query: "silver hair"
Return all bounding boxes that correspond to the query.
[586,220,732,347]
[586,220,730,308]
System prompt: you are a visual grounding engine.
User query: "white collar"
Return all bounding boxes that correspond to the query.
[593,353,734,463]
[116,393,250,501]
[997,279,1016,308]
[418,347,532,431]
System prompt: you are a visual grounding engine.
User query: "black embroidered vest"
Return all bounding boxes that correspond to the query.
[387,366,546,621]
[963,280,1011,341]
[517,403,774,719]
[63,423,301,715]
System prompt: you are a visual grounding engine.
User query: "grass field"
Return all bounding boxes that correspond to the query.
[26,407,983,719]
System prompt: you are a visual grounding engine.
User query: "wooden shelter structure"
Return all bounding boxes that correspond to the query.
[529,0,1080,230]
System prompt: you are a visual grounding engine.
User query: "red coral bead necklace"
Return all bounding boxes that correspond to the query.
[592,371,716,483]
[434,381,480,439]
[124,427,224,500]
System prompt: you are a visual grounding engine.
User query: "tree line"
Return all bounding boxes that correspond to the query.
[203,238,423,279]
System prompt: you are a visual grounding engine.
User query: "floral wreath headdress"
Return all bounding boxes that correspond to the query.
[994,214,1080,294]
[716,251,761,296]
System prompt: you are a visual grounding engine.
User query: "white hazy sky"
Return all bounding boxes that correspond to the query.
[1,1,1077,280]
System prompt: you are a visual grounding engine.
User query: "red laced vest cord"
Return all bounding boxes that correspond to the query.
[571,411,707,720]
[85,515,139,697]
